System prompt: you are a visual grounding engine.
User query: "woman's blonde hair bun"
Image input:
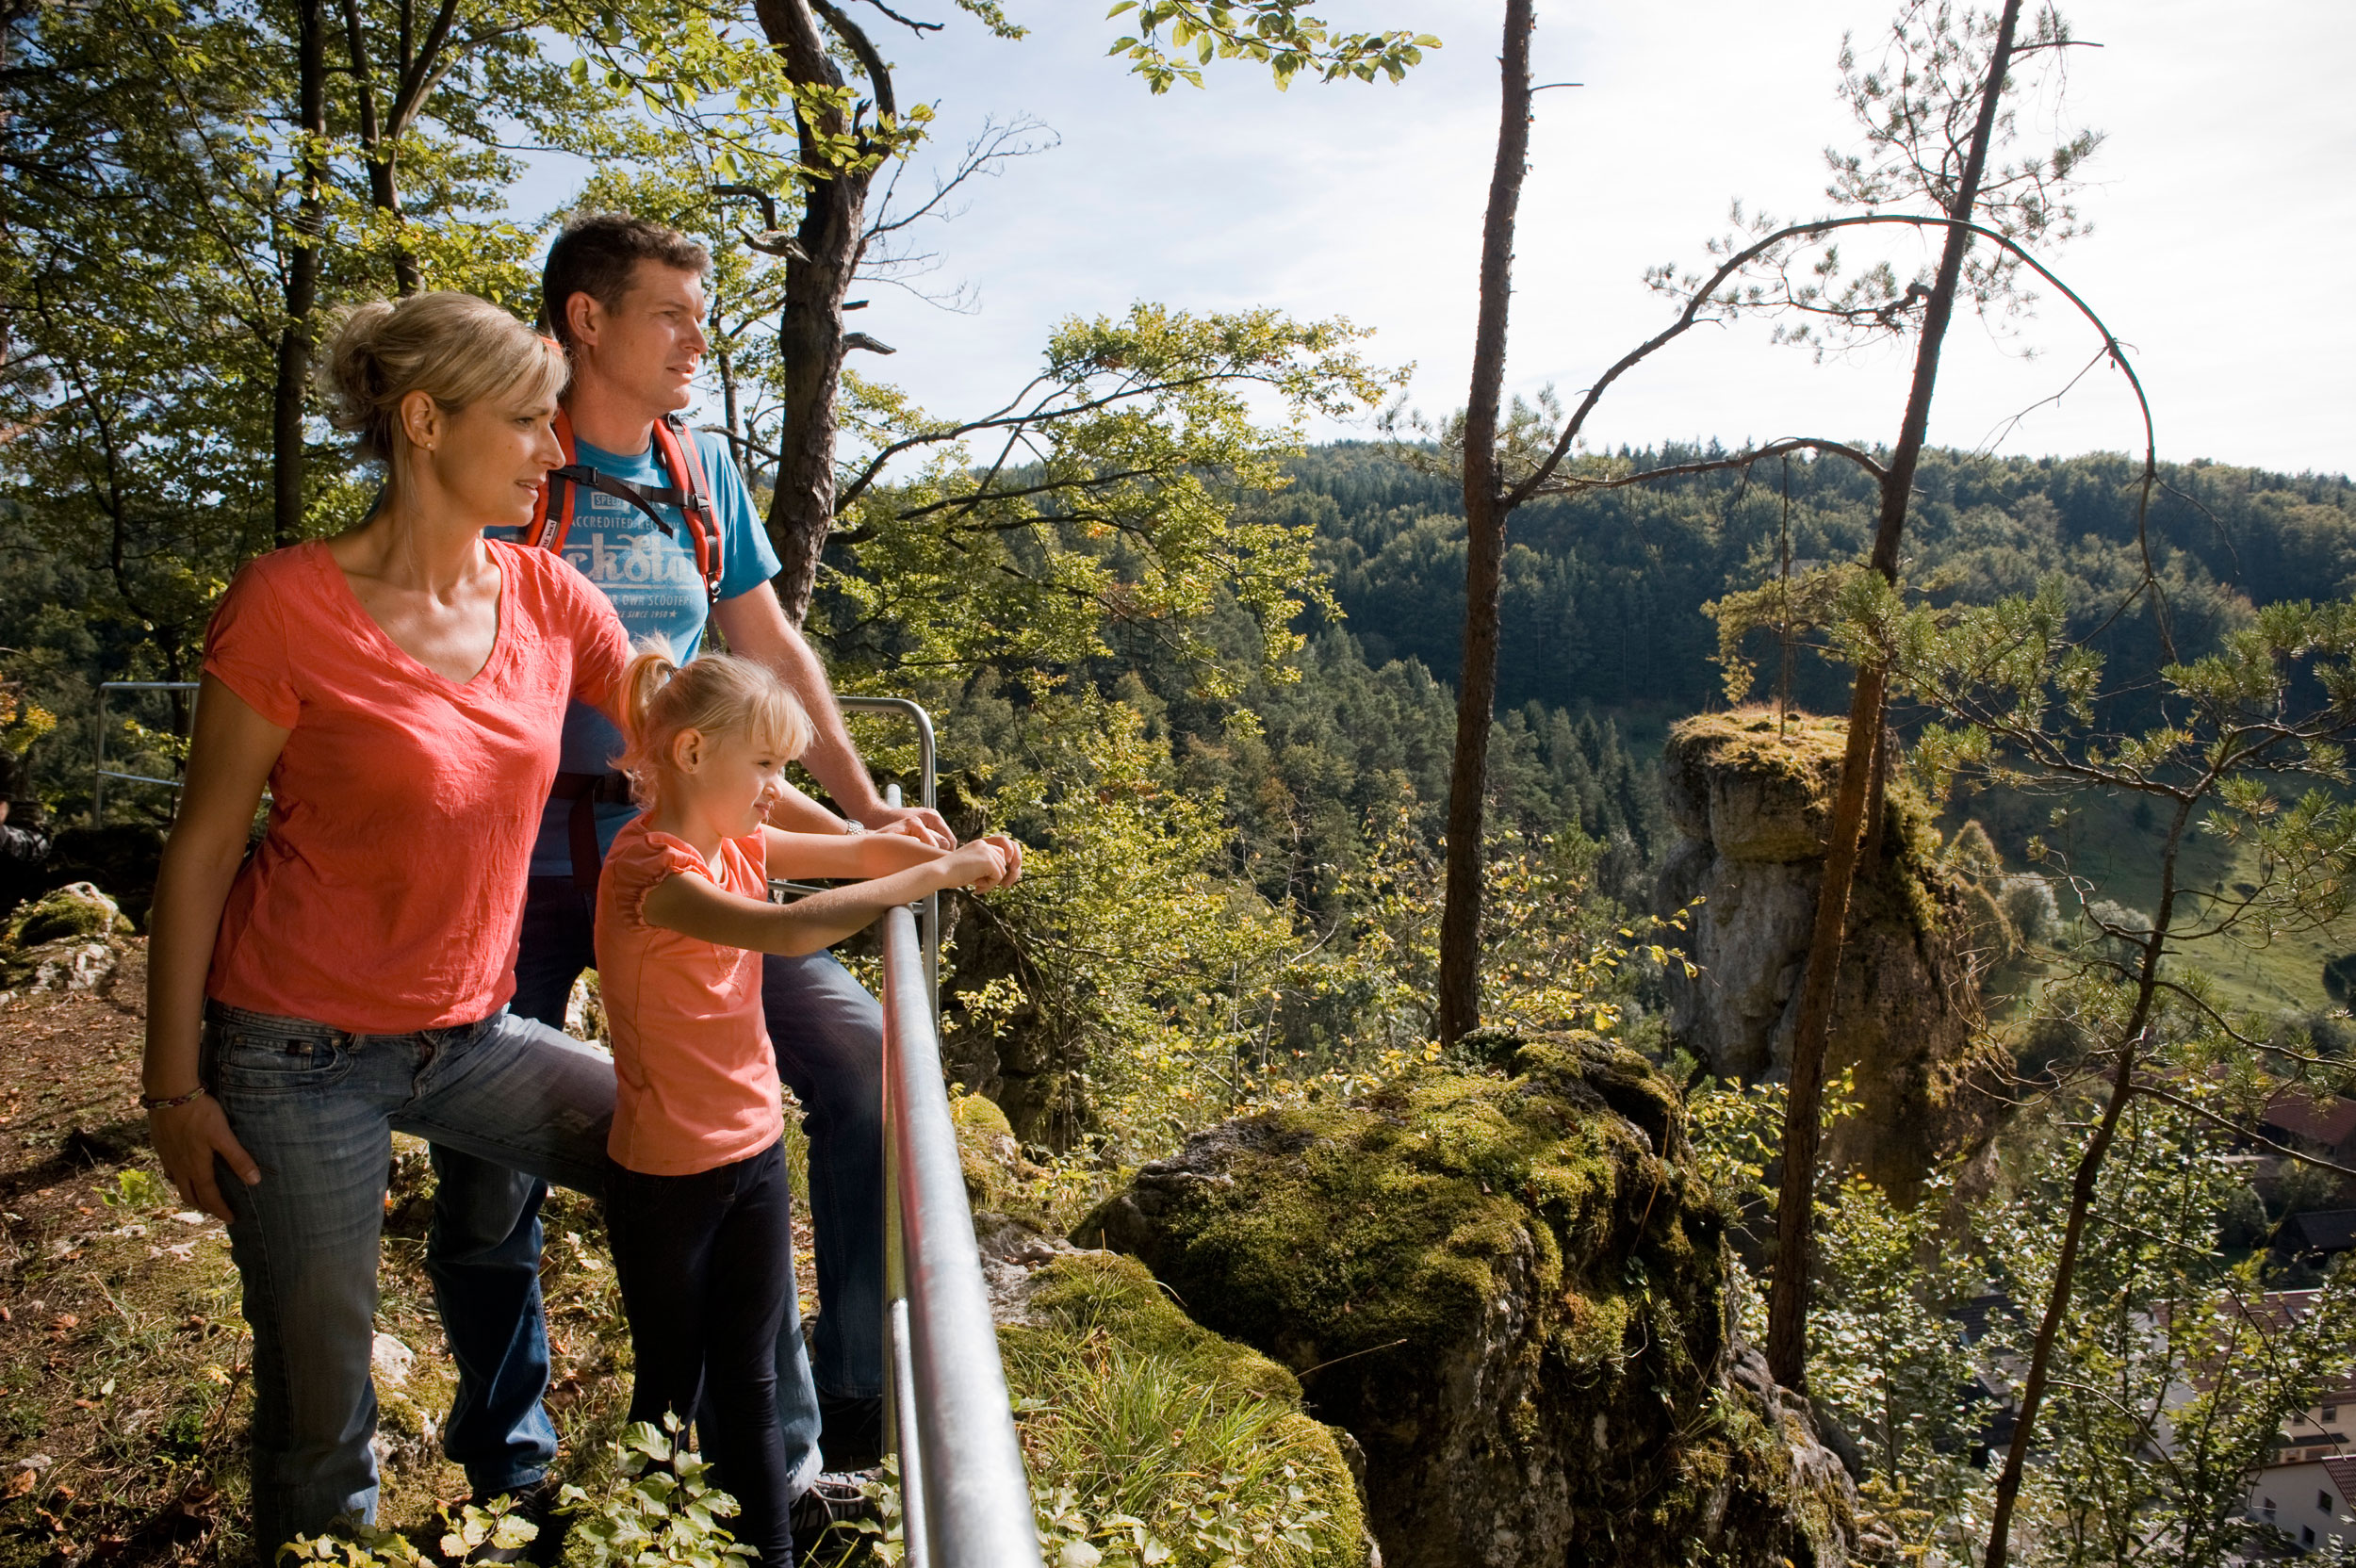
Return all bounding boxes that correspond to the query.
[323,291,568,463]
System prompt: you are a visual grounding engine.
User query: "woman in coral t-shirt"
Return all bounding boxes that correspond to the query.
[139,293,631,1555]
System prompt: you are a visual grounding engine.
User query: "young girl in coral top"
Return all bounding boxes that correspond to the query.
[596,641,1019,1567]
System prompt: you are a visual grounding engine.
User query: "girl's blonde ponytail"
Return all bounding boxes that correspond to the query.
[611,638,811,807]
[616,637,681,766]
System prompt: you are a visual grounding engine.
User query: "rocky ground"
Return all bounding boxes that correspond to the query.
[0,937,822,1568]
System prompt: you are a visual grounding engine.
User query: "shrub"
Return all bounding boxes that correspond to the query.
[275,1420,751,1568]
[1998,874,2059,948]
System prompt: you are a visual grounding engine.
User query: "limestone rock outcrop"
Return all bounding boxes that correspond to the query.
[1075,1033,1877,1568]
[0,880,132,996]
[1654,710,1985,1190]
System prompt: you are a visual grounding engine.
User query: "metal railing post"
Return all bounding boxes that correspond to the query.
[837,696,939,1008]
[93,685,108,827]
[92,681,205,825]
[876,784,1044,1568]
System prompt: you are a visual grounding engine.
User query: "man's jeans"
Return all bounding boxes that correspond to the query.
[205,1002,616,1555]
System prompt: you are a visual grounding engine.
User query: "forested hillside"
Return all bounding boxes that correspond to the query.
[1273,441,2356,723]
[15,438,2352,980]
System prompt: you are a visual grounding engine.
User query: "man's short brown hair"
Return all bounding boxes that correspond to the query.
[539,213,711,348]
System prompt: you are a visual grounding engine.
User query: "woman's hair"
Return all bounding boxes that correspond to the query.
[323,291,569,463]
[614,636,812,806]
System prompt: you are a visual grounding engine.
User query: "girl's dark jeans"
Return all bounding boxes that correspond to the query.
[608,1138,800,1567]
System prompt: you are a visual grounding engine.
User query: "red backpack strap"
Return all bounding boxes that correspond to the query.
[652,412,724,603]
[529,406,581,552]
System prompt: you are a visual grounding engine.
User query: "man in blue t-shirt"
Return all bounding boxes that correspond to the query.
[441,214,946,1542]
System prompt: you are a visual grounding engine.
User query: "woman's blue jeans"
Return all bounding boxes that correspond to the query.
[205,1001,624,1554]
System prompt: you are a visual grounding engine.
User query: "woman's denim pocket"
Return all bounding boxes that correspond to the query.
[207,1022,354,1100]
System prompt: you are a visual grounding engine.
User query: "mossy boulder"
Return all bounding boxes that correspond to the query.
[990,1246,1370,1567]
[0,881,132,992]
[7,881,131,947]
[952,1089,1057,1229]
[1075,1034,1871,1568]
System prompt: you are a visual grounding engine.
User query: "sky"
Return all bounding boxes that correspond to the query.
[526,1,2356,477]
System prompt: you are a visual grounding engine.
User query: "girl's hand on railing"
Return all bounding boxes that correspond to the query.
[944,833,1023,893]
[150,1095,260,1223]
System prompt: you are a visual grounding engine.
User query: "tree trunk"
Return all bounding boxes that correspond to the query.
[1434,0,1534,1048]
[718,335,744,471]
[752,0,884,628]
[1762,0,2029,1394]
[1981,783,2182,1567]
[1982,1036,2136,1568]
[270,0,326,547]
[339,0,419,294]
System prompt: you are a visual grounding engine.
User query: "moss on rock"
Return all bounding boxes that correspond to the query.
[951,1088,1053,1223]
[1078,1035,1868,1567]
[0,882,132,991]
[998,1251,1367,1568]
[7,881,131,947]
[1664,710,1849,861]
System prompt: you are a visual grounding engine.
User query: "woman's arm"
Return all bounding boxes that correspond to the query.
[644,835,1021,956]
[145,678,288,1219]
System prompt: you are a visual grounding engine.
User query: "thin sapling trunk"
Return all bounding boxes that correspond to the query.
[1436,0,1534,1047]
[1763,0,2030,1392]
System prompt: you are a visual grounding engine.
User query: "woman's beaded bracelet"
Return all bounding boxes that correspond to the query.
[138,1085,208,1111]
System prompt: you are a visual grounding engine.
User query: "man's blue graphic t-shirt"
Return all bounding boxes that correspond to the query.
[488,428,781,876]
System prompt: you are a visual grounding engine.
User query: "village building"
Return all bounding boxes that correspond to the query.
[2249,1452,2356,1553]
[2263,1090,2356,1177]
[2234,1289,2356,1550]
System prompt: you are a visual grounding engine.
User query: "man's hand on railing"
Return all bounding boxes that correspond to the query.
[859,800,957,850]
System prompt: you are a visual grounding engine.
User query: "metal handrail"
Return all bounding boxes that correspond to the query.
[93,681,202,825]
[833,696,939,1006]
[876,782,1046,1567]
